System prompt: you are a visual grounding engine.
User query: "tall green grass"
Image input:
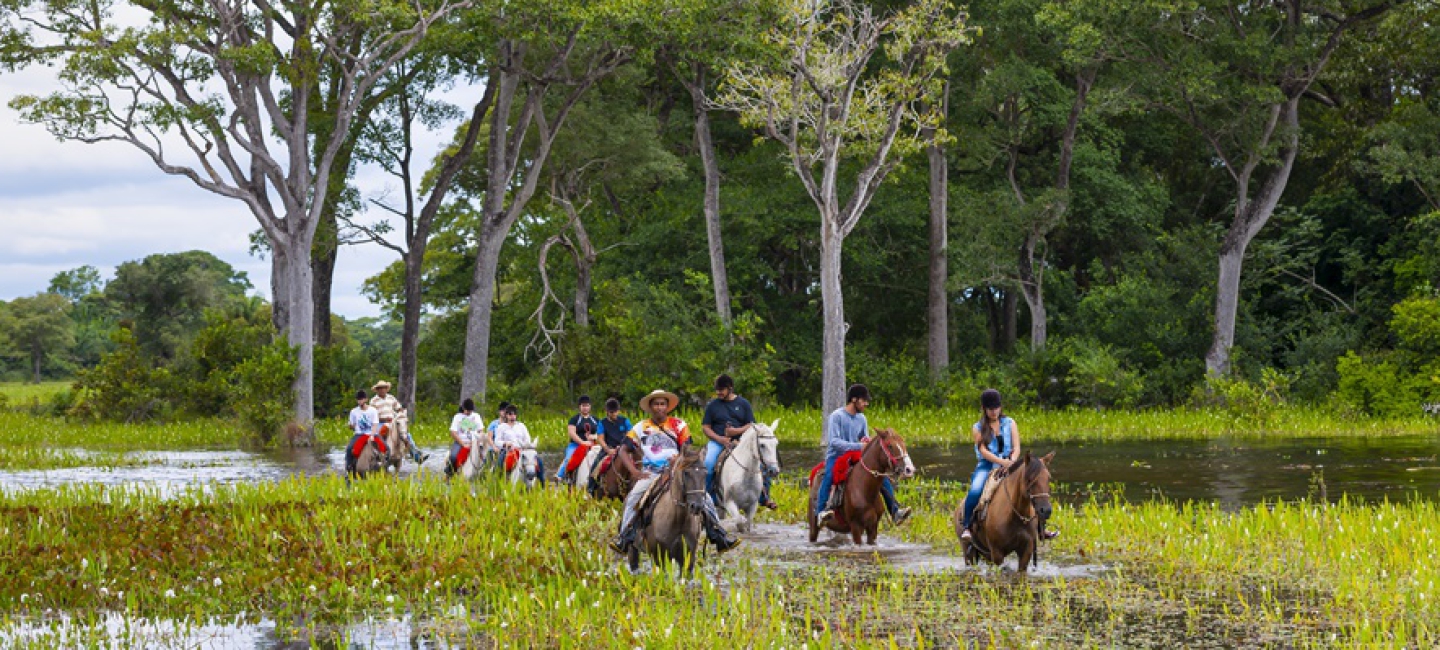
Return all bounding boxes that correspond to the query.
[0,382,70,404]
[0,475,1434,646]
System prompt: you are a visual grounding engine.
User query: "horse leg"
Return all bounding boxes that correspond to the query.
[744,503,758,534]
[1017,540,1033,575]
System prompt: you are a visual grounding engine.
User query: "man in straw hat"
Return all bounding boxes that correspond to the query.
[371,380,427,464]
[610,389,742,555]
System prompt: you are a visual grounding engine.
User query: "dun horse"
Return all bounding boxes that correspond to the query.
[715,420,782,532]
[954,451,1055,573]
[630,447,708,577]
[807,428,914,545]
[350,423,404,479]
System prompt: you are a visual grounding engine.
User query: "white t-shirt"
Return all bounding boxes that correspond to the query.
[494,421,532,448]
[349,406,379,436]
[449,412,483,446]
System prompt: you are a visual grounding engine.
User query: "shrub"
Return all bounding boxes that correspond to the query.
[71,328,172,422]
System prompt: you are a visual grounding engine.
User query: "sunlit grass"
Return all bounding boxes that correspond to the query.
[0,382,70,405]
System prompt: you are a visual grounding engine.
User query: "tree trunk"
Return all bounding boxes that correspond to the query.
[311,219,337,348]
[819,218,848,421]
[925,127,948,378]
[461,224,507,402]
[1001,288,1017,352]
[1017,236,1046,351]
[1205,99,1300,377]
[31,347,42,384]
[694,100,732,326]
[397,251,424,409]
[275,234,316,443]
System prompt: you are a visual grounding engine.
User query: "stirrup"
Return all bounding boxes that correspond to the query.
[817,509,835,526]
[960,527,972,540]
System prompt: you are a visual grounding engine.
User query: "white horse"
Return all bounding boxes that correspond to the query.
[569,443,604,491]
[456,436,488,481]
[505,438,542,487]
[716,420,782,533]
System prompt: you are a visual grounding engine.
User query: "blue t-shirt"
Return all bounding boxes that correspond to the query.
[597,416,633,449]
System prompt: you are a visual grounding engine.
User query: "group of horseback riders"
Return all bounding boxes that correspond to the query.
[342,372,1053,563]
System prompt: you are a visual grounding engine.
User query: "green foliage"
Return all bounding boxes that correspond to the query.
[72,328,172,423]
[1335,351,1420,419]
[1060,338,1144,409]
[104,251,252,360]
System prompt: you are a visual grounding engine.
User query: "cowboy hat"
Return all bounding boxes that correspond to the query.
[372,380,392,391]
[639,389,679,413]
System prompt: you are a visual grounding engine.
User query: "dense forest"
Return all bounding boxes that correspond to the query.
[2,0,1438,434]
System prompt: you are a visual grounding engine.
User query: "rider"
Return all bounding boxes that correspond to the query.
[483,401,510,468]
[610,389,741,555]
[814,384,912,527]
[345,390,380,474]
[590,397,634,486]
[557,395,600,483]
[444,398,483,477]
[960,389,1057,540]
[494,404,546,484]
[702,374,776,510]
[370,380,427,464]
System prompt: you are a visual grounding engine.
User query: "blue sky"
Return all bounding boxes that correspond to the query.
[0,66,467,320]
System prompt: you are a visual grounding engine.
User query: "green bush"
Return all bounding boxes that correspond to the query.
[71,328,173,422]
[1334,352,1420,418]
[1060,338,1145,409]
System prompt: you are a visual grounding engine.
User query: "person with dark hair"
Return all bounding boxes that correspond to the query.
[344,390,379,474]
[557,395,599,483]
[445,398,482,477]
[494,404,546,484]
[959,389,1052,539]
[587,397,634,490]
[702,374,774,509]
[814,384,911,527]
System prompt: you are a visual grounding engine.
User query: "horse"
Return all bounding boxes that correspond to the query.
[955,451,1055,574]
[504,438,542,487]
[454,436,488,481]
[594,443,641,500]
[348,424,402,479]
[566,442,603,489]
[807,428,915,545]
[630,447,708,577]
[714,420,782,532]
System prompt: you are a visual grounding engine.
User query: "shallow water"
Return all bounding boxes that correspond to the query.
[0,612,479,648]
[3,435,1439,506]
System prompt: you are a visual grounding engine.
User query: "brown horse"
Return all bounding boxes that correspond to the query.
[807,428,915,545]
[955,451,1055,573]
[630,447,708,577]
[595,444,642,500]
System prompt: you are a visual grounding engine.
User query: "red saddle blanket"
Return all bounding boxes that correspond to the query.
[595,453,616,477]
[504,448,521,473]
[808,450,863,486]
[566,443,594,472]
[349,433,389,458]
[454,444,472,467]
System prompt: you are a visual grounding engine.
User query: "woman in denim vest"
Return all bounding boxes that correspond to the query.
[959,389,1018,541]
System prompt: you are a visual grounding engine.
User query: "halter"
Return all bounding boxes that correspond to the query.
[726,426,777,475]
[1007,463,1052,524]
[858,435,906,479]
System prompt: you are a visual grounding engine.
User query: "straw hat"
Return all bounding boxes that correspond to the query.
[639,389,679,414]
[372,380,392,391]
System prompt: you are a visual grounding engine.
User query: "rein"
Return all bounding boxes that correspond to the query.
[1004,464,1050,524]
[726,426,775,474]
[858,436,904,479]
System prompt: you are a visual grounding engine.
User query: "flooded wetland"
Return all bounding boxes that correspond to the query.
[0,409,1436,647]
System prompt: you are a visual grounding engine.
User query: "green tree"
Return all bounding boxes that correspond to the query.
[6,292,75,383]
[105,251,252,360]
[3,0,468,437]
[719,0,971,414]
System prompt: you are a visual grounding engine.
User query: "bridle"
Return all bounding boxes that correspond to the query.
[727,426,779,476]
[859,435,907,479]
[1007,463,1052,525]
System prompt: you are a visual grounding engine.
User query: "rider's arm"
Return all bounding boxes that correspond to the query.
[826,411,865,455]
[1009,421,1022,464]
[974,424,1009,466]
[567,418,585,445]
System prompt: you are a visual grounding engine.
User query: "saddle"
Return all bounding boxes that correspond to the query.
[807,450,863,487]
[566,443,594,473]
[454,444,473,467]
[974,467,1009,524]
[348,432,389,458]
[634,467,678,530]
[504,448,521,473]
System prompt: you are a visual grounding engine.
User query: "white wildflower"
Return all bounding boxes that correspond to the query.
[213,577,222,588]
[164,589,176,599]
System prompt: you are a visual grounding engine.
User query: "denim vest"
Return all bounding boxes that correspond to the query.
[973,417,1013,469]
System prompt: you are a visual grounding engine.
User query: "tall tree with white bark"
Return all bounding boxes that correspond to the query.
[718,0,971,414]
[2,0,466,439]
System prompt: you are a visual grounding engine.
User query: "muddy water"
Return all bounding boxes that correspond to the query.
[0,612,482,648]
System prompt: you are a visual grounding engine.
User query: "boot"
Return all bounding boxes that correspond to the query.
[890,506,913,525]
[701,508,742,553]
[610,522,639,554]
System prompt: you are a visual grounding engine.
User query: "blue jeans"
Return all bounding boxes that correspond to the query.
[558,441,580,478]
[962,464,993,529]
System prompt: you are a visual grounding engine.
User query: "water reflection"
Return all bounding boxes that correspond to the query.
[2,436,1438,506]
[0,613,481,649]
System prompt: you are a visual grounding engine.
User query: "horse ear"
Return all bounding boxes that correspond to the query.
[876,428,890,438]
[1041,451,1055,465]
[769,419,780,432]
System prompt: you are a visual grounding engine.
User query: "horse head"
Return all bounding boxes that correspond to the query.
[873,428,915,479]
[1024,451,1056,525]
[749,419,783,479]
[675,447,708,516]
[520,437,541,483]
